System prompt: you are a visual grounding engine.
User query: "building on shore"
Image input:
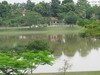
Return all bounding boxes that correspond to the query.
[50,17,58,25]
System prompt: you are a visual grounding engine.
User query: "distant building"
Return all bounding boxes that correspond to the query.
[88,0,100,6]
[50,17,58,25]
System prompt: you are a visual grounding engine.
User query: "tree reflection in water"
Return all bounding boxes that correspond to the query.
[49,34,100,57]
[0,34,100,57]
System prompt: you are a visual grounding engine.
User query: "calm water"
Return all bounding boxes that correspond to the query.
[0,34,100,73]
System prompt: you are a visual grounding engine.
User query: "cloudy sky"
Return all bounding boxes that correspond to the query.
[0,0,77,3]
[0,0,99,4]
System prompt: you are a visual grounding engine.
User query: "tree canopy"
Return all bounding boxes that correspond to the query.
[62,0,74,5]
[0,0,99,27]
[0,50,54,75]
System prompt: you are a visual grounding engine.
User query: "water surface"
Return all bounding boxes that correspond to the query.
[0,34,100,73]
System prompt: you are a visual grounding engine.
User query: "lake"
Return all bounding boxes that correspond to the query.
[0,34,100,73]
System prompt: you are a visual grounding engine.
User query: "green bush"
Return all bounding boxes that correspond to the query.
[77,19,91,27]
[80,20,100,37]
[64,11,78,25]
[26,40,49,52]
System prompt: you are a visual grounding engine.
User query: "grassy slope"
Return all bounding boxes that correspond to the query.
[0,25,82,35]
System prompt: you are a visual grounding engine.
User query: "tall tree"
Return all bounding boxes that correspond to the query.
[77,0,90,9]
[64,11,78,25]
[34,1,51,17]
[76,0,90,18]
[62,3,76,13]
[94,6,100,20]
[0,1,11,18]
[22,11,42,26]
[51,0,61,17]
[86,7,95,19]
[25,0,35,10]
[62,0,74,5]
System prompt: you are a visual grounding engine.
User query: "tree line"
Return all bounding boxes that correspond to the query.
[0,0,100,27]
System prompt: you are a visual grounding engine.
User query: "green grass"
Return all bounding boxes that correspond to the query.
[0,25,82,35]
[30,71,100,75]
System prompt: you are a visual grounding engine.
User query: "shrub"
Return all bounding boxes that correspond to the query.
[26,40,49,52]
[64,11,78,25]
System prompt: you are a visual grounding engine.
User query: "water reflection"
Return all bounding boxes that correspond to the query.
[0,34,100,72]
[33,48,100,73]
[71,48,100,72]
[49,34,100,57]
[19,35,26,40]
[0,34,100,57]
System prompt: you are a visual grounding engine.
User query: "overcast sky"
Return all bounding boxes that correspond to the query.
[0,0,99,4]
[0,0,77,4]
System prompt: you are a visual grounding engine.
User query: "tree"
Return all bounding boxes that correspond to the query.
[26,40,49,52]
[76,0,90,18]
[0,50,54,75]
[77,19,90,27]
[0,52,21,75]
[64,11,78,25]
[93,6,100,20]
[0,1,11,18]
[25,0,35,11]
[34,2,51,17]
[22,11,42,27]
[62,3,76,13]
[79,20,100,37]
[22,50,54,74]
[51,0,61,17]
[59,59,71,75]
[0,17,3,26]
[77,0,89,9]
[62,0,74,5]
[86,7,95,19]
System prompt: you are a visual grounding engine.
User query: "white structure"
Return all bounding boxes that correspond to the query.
[88,0,100,6]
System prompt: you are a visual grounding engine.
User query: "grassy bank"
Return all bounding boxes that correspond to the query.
[31,71,100,75]
[0,25,82,35]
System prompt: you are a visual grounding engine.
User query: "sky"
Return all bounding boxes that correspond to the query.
[0,0,78,4]
[0,0,99,4]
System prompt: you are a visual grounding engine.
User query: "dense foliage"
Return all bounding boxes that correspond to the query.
[64,11,78,25]
[0,0,99,27]
[26,40,50,52]
[77,20,100,37]
[0,51,54,75]
[0,40,54,75]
